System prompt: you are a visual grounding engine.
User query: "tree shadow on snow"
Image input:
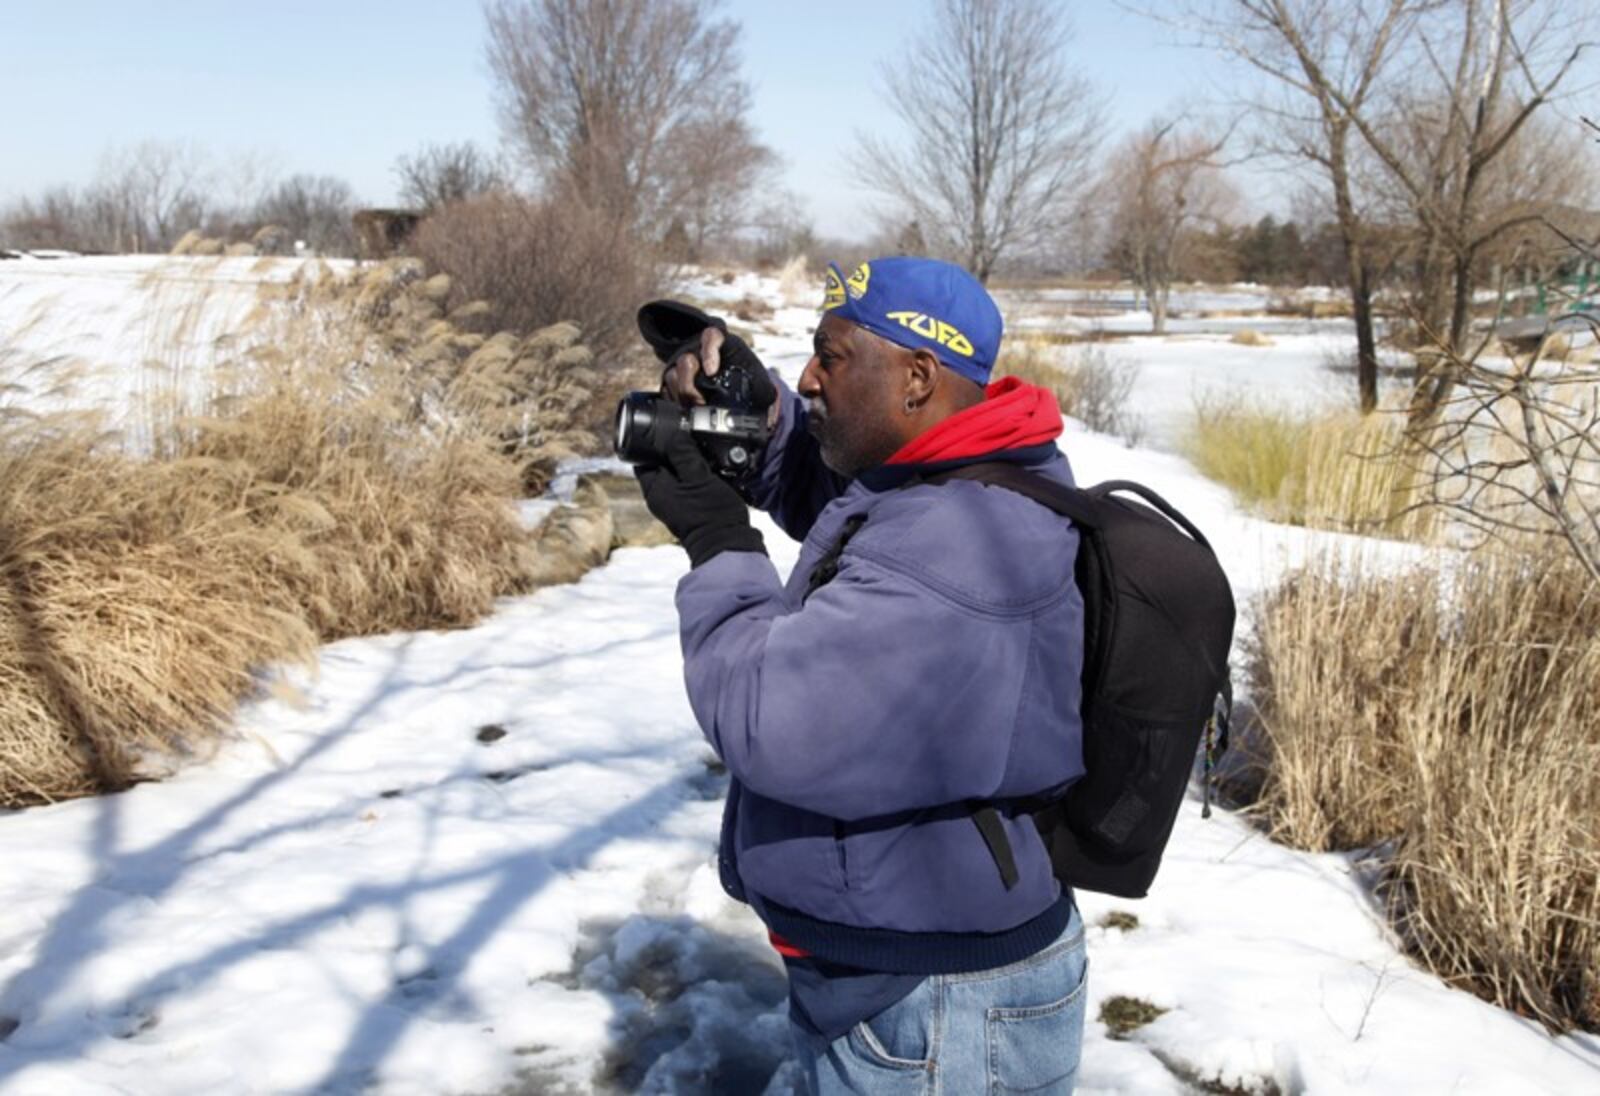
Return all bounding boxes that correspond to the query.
[0,620,761,1095]
[0,635,426,1083]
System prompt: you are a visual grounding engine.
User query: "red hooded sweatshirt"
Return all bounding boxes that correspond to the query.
[887,377,1063,465]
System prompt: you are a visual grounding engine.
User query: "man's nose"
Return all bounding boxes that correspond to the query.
[798,355,821,397]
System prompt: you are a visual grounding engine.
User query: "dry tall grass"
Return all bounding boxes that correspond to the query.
[1246,547,1599,1030]
[0,260,598,805]
[0,417,318,802]
[774,255,814,307]
[999,337,1141,439]
[1184,399,1435,540]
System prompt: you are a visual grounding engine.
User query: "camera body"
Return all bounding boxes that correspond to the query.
[613,354,772,482]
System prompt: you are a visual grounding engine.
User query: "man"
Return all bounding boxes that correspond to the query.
[637,257,1088,1094]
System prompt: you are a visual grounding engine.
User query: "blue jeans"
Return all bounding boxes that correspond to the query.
[790,907,1088,1095]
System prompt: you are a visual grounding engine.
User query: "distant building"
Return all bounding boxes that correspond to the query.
[352,209,422,260]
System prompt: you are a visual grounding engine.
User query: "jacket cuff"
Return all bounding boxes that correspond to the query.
[682,524,766,569]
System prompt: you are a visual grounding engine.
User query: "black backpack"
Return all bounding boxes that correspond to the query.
[807,461,1236,899]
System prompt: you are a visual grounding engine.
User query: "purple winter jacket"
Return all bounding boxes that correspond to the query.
[675,378,1086,973]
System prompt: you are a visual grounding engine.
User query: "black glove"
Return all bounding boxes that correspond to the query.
[636,429,766,568]
[638,299,726,364]
[638,299,777,414]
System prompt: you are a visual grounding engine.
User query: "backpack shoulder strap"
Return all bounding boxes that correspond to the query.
[802,513,867,603]
[925,463,1213,550]
[916,461,1102,530]
[910,462,1093,892]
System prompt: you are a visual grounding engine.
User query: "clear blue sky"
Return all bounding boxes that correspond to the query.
[0,1,1276,239]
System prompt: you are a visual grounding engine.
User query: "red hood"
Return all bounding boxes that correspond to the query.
[887,377,1063,465]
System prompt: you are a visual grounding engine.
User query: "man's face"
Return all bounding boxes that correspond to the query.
[798,315,906,477]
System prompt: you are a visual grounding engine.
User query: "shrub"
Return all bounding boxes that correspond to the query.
[1267,290,1353,319]
[998,338,1142,441]
[730,294,774,323]
[1229,328,1275,347]
[1183,398,1434,540]
[410,192,662,442]
[775,255,814,306]
[1246,547,1599,1030]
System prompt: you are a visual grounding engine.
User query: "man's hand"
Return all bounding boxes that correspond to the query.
[662,325,726,408]
[636,430,766,568]
[638,299,780,428]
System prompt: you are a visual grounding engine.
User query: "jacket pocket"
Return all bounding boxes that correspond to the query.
[718,780,746,903]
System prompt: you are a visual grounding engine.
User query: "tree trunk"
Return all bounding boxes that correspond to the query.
[1151,283,1169,335]
[1327,121,1380,414]
[1413,240,1452,350]
[1331,177,1379,412]
[1409,249,1477,427]
[1352,264,1380,414]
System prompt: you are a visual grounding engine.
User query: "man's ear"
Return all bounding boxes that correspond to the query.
[904,349,942,404]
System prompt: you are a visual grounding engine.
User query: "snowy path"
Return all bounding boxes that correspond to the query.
[1,262,1597,1093]
[0,543,801,1094]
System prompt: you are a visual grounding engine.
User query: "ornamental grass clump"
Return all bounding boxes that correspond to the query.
[0,415,317,804]
[170,261,591,636]
[1184,398,1433,540]
[1246,546,1599,1030]
[0,260,599,805]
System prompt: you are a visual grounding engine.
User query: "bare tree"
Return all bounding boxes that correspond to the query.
[743,190,818,268]
[1356,0,1595,422]
[252,174,359,255]
[1407,310,1600,583]
[91,140,215,252]
[2,146,295,253]
[393,142,506,213]
[1,186,89,251]
[1178,0,1423,413]
[2,141,215,253]
[654,109,780,259]
[1400,116,1600,581]
[1100,119,1236,334]
[1181,0,1592,418]
[483,0,771,233]
[852,0,1103,283]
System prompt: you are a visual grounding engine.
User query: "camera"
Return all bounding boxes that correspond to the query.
[614,356,772,481]
[615,300,774,482]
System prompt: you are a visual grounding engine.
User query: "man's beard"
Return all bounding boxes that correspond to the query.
[807,402,895,478]
[806,404,844,472]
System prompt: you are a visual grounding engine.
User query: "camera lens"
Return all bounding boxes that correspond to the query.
[614,392,685,466]
[614,399,638,455]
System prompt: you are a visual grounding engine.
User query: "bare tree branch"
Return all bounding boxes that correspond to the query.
[483,0,774,244]
[851,0,1105,281]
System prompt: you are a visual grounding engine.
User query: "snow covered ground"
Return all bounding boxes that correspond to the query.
[992,286,1418,449]
[1,261,1597,1094]
[0,254,336,451]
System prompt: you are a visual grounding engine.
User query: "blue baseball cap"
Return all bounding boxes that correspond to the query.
[821,257,1003,386]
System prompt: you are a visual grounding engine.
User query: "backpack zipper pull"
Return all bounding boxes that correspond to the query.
[1201,685,1232,819]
